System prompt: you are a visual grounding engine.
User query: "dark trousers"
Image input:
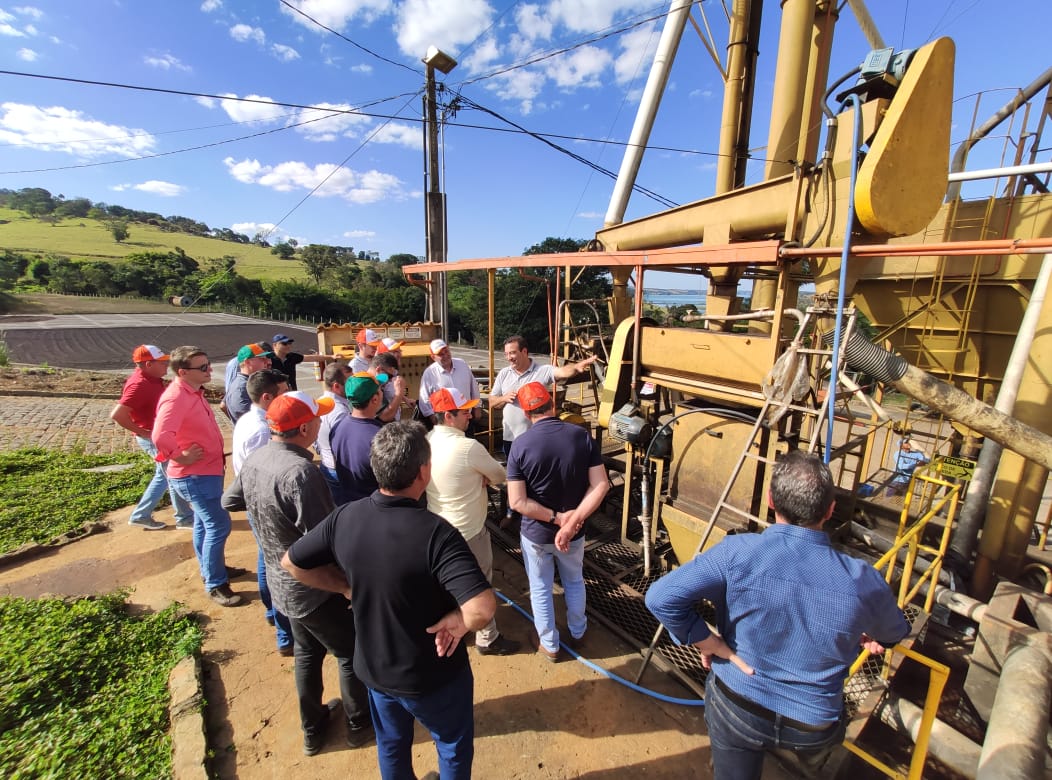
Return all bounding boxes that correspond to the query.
[289,594,370,736]
[368,662,474,780]
[704,674,844,780]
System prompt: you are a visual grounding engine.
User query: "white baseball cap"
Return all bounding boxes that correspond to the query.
[430,338,449,355]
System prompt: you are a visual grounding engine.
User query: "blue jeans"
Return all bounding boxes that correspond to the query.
[368,663,474,780]
[130,437,193,524]
[168,474,231,591]
[290,594,370,736]
[246,514,292,649]
[704,674,845,780]
[520,534,587,653]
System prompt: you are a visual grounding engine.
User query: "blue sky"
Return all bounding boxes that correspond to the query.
[1,1,1049,292]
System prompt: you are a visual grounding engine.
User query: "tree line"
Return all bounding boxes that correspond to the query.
[1,189,612,350]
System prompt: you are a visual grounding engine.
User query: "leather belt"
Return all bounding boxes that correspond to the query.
[711,675,832,733]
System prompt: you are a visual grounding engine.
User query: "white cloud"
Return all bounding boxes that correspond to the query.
[394,0,493,61]
[370,122,421,150]
[271,43,300,62]
[462,35,499,73]
[194,96,216,109]
[294,102,371,142]
[344,229,375,239]
[576,211,603,219]
[489,68,545,115]
[0,103,156,158]
[0,23,25,37]
[230,24,264,45]
[14,6,44,19]
[16,47,36,61]
[144,53,191,72]
[614,23,659,85]
[350,63,373,74]
[217,93,286,123]
[200,0,222,11]
[548,0,652,34]
[232,221,277,236]
[223,156,408,204]
[545,45,611,90]
[22,22,35,34]
[280,0,389,30]
[133,180,186,197]
[515,4,551,42]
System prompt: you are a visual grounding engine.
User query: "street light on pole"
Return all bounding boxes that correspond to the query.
[422,45,457,339]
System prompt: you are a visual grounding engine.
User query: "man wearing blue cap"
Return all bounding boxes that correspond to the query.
[330,372,387,502]
[271,333,334,392]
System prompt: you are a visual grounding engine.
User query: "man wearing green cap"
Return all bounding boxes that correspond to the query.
[330,372,387,501]
[224,342,275,423]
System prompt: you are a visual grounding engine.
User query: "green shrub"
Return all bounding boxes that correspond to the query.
[0,591,203,778]
[0,447,152,554]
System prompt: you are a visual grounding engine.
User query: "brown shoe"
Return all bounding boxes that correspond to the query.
[208,584,242,607]
[564,633,586,653]
[537,645,560,663]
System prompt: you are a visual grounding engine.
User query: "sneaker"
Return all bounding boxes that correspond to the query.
[303,700,338,756]
[564,633,586,652]
[207,584,242,607]
[477,635,521,656]
[175,518,194,530]
[226,565,250,579]
[537,645,560,663]
[278,644,295,657]
[129,517,166,531]
[345,721,374,749]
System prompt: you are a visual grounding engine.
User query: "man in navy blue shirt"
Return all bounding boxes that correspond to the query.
[646,451,909,779]
[331,372,386,501]
[507,381,609,662]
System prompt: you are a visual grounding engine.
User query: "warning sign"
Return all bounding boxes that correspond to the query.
[939,456,976,480]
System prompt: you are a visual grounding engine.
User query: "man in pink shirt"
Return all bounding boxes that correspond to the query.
[153,345,241,607]
[110,344,193,531]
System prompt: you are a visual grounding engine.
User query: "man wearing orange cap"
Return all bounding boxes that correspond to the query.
[110,344,193,531]
[223,391,373,756]
[506,382,609,662]
[350,328,383,374]
[426,388,520,656]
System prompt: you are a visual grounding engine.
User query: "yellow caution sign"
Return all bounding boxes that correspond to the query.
[938,456,975,480]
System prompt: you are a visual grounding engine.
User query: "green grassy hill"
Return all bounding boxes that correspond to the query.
[0,207,307,283]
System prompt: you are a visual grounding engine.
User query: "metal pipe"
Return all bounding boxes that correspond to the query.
[977,641,1052,780]
[604,0,692,228]
[764,0,816,180]
[715,0,754,194]
[847,521,953,587]
[877,694,980,779]
[946,66,1052,201]
[952,253,1052,563]
[781,236,1052,259]
[947,161,1052,182]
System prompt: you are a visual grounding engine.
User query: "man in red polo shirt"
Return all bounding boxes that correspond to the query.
[110,345,193,531]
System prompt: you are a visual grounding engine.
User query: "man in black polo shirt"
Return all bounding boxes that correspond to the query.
[283,421,495,780]
[270,333,334,391]
[507,381,609,663]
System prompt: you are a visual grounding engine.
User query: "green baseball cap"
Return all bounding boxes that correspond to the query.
[346,371,388,407]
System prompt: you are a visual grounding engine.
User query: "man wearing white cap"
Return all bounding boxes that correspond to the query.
[350,328,382,374]
[417,339,481,431]
[110,344,194,531]
[223,391,373,756]
[426,388,520,656]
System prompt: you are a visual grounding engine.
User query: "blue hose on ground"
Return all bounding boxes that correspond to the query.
[494,588,705,707]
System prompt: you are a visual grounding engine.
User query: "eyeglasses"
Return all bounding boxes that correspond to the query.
[186,363,212,372]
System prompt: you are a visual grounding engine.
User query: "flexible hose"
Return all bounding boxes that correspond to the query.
[820,328,909,383]
[493,588,705,707]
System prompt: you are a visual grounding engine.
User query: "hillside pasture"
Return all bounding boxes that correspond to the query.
[0,208,308,282]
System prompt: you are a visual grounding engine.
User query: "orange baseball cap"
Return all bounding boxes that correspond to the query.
[132,345,169,363]
[266,391,335,432]
[356,328,383,346]
[377,337,404,353]
[516,382,551,412]
[429,387,480,413]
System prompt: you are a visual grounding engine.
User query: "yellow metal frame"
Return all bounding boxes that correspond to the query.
[843,644,950,780]
[874,467,962,613]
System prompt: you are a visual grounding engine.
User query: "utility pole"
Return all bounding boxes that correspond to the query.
[422,46,457,338]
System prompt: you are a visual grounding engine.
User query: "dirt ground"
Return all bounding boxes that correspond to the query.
[0,366,738,780]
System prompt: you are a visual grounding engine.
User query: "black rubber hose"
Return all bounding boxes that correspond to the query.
[822,328,909,383]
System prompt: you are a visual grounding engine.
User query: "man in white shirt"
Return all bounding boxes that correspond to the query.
[231,368,292,654]
[315,362,353,504]
[350,328,382,373]
[417,339,482,433]
[425,388,520,657]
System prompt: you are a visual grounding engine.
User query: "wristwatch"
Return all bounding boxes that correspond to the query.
[550,511,557,524]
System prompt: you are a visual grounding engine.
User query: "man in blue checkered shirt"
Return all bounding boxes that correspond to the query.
[646,451,909,779]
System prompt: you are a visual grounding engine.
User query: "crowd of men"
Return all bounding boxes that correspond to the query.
[111,332,908,779]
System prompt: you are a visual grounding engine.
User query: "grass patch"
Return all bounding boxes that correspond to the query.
[0,207,307,283]
[0,447,153,554]
[0,590,203,779]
